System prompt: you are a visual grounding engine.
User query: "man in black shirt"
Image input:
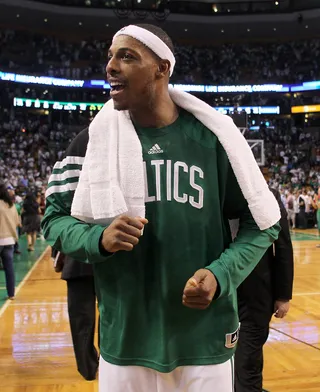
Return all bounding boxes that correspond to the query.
[61,255,99,381]
[235,188,294,392]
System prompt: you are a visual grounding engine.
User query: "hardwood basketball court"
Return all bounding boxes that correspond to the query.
[0,231,320,392]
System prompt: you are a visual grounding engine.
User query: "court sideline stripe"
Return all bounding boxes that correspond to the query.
[270,326,320,352]
[0,246,50,318]
[294,292,320,296]
[291,231,319,238]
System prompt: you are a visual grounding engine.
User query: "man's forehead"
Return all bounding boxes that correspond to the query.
[109,35,146,52]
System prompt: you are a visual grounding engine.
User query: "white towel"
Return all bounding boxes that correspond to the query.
[71,88,280,230]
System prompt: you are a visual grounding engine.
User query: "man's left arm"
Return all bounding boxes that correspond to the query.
[183,158,281,309]
[205,209,280,299]
[183,206,280,309]
[272,189,294,318]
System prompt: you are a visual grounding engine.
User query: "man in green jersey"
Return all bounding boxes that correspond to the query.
[42,24,280,391]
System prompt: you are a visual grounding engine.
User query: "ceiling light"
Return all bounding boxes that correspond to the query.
[212,4,218,12]
[106,24,109,27]
[275,1,279,5]
[184,29,188,32]
[79,22,82,26]
[247,28,251,32]
[274,27,277,31]
[221,29,224,33]
[44,18,48,22]
[305,25,309,28]
[16,14,20,18]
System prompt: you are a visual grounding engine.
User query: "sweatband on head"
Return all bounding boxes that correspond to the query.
[113,25,176,76]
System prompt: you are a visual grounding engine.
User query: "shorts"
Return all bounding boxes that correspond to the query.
[99,355,234,392]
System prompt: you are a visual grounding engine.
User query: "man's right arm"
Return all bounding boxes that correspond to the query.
[41,128,109,263]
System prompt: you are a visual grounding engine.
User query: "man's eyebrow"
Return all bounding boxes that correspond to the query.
[108,47,140,56]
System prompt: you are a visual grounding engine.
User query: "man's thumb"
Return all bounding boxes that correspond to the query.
[192,269,208,285]
[185,276,198,289]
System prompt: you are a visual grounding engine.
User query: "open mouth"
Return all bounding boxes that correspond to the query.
[110,83,126,95]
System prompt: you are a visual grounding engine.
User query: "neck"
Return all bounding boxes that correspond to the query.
[130,88,178,128]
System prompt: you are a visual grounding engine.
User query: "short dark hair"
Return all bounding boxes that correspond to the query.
[0,183,13,207]
[134,24,174,54]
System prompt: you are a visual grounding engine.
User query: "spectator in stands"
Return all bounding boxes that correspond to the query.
[0,183,21,300]
[1,28,320,84]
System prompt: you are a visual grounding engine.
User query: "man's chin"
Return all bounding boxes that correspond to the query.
[112,99,128,111]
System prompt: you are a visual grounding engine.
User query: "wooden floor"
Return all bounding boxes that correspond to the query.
[1,231,320,392]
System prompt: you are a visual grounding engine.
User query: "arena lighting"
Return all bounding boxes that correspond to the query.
[13,97,281,115]
[0,71,85,88]
[4,70,320,94]
[216,106,280,115]
[13,97,106,111]
[291,105,320,114]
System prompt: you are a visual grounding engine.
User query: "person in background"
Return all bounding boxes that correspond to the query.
[0,183,21,300]
[36,190,46,239]
[286,188,295,229]
[293,190,300,226]
[60,252,99,380]
[298,189,308,229]
[235,188,294,392]
[312,188,320,247]
[22,192,41,251]
[7,185,21,254]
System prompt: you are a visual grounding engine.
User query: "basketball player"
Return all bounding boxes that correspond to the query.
[42,24,280,392]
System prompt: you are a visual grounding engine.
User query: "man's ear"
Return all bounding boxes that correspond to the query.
[156,60,171,79]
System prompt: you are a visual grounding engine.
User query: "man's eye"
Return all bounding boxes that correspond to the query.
[122,53,133,60]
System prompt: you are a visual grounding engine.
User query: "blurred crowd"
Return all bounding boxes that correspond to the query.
[0,114,81,194]
[1,28,320,84]
[247,124,320,229]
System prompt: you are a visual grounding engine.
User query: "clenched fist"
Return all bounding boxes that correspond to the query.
[182,269,218,310]
[100,215,148,253]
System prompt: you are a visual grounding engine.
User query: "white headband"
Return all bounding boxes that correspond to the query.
[113,25,175,77]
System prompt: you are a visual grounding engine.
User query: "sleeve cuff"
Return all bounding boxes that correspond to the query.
[205,262,230,299]
[86,225,114,263]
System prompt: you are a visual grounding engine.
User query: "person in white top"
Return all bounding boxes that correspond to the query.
[286,190,296,229]
[0,183,21,300]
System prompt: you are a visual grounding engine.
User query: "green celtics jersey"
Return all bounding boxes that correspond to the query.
[42,109,280,372]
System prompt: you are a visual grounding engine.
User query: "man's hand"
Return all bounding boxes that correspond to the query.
[101,215,148,253]
[274,300,290,318]
[182,269,218,310]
